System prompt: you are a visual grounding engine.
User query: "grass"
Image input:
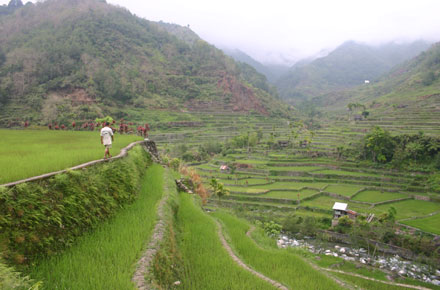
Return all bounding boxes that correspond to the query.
[264,189,319,200]
[333,272,418,290]
[352,190,408,203]
[225,186,268,194]
[218,178,270,185]
[374,199,440,220]
[212,210,342,290]
[401,213,440,235]
[176,194,275,290]
[301,195,371,213]
[267,166,323,172]
[258,181,328,190]
[313,169,381,178]
[325,184,365,197]
[0,129,142,184]
[29,164,164,290]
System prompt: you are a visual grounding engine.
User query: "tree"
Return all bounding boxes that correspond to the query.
[361,110,370,119]
[364,126,395,163]
[209,178,229,200]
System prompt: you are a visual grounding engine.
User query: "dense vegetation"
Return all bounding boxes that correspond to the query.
[351,127,440,169]
[30,164,164,290]
[0,146,150,265]
[0,0,289,127]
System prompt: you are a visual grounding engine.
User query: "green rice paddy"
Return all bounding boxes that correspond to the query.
[374,199,440,220]
[30,164,164,289]
[177,194,275,289]
[325,184,365,197]
[352,190,408,203]
[212,210,341,289]
[0,129,142,184]
[400,213,440,235]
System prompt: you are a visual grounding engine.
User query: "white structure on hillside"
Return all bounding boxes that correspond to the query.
[333,202,348,219]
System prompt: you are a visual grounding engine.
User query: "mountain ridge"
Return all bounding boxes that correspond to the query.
[0,0,289,127]
[275,40,431,103]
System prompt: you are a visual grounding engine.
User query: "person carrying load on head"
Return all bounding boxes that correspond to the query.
[100,121,114,159]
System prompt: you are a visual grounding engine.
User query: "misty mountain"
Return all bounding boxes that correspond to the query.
[222,48,289,83]
[316,42,440,112]
[276,40,431,103]
[0,0,288,126]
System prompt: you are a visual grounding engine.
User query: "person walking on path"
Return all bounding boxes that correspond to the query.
[100,122,114,159]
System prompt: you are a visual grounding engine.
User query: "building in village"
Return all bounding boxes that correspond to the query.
[332,202,357,226]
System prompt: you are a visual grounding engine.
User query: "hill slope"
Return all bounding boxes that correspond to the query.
[222,48,290,83]
[0,0,289,126]
[316,42,440,116]
[276,40,430,103]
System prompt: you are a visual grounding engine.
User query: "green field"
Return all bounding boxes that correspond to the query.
[265,189,319,200]
[401,213,440,235]
[0,130,142,184]
[177,194,275,289]
[374,199,440,220]
[258,181,328,190]
[30,164,164,289]
[325,184,365,197]
[212,211,341,289]
[352,190,408,203]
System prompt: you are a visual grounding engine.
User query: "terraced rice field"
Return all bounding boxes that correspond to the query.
[352,190,409,203]
[0,129,142,184]
[325,184,365,197]
[373,199,440,220]
[401,213,440,235]
[149,111,440,236]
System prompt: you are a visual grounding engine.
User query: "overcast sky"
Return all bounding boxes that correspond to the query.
[3,0,440,65]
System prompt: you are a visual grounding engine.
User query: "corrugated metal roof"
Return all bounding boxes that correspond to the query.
[332,202,348,211]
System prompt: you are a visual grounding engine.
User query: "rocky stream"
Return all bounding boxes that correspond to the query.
[277,234,440,286]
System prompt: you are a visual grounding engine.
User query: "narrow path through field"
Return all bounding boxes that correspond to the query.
[246,225,352,289]
[2,140,145,187]
[323,268,432,290]
[132,167,170,290]
[215,220,289,290]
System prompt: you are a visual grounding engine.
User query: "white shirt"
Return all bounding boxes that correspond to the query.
[100,126,113,145]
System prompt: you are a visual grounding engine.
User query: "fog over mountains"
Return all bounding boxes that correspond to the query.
[223,40,432,102]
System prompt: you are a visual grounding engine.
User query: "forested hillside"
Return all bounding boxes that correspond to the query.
[276,40,430,103]
[0,0,288,127]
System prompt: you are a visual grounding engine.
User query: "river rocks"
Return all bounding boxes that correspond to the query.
[277,234,439,286]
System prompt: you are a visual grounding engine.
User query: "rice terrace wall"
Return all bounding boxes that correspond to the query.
[0,141,153,265]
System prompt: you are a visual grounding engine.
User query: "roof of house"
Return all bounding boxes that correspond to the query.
[332,202,348,211]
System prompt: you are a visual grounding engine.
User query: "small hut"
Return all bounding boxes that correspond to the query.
[332,202,348,219]
[220,165,230,173]
[332,202,358,220]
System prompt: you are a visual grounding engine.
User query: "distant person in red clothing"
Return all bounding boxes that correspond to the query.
[100,122,114,159]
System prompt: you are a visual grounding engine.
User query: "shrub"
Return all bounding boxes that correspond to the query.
[282,214,303,233]
[0,147,151,265]
[0,258,42,289]
[169,158,181,171]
